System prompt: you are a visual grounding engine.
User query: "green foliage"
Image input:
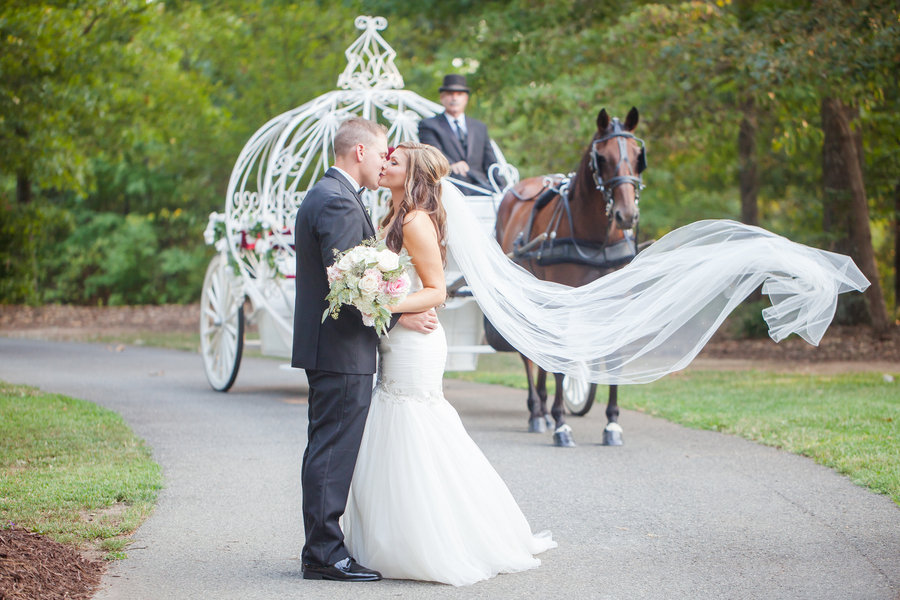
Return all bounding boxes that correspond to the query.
[726,298,771,339]
[0,381,162,550]
[31,207,210,305]
[0,194,74,305]
[0,1,152,194]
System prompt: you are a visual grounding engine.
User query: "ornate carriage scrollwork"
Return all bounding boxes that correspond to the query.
[200,15,517,391]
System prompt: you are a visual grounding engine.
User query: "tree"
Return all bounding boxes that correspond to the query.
[762,0,898,332]
[0,1,151,201]
[822,97,890,331]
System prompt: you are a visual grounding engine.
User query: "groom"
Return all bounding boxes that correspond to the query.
[292,118,436,582]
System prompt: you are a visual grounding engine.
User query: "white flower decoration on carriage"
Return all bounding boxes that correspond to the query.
[203,214,219,245]
[255,236,271,254]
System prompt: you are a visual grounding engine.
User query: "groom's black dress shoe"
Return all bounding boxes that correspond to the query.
[302,557,382,582]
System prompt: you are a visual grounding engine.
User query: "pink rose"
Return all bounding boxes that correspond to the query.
[326,265,342,284]
[384,273,410,298]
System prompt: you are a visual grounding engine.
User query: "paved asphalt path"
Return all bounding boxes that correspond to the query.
[1,338,898,600]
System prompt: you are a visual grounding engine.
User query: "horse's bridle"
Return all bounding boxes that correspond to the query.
[588,120,647,218]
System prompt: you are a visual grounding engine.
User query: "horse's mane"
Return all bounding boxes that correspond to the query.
[574,133,602,203]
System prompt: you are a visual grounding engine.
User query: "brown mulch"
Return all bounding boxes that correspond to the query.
[700,323,900,364]
[0,527,104,600]
[0,304,199,333]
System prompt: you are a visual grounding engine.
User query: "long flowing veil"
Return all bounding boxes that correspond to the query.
[441,180,870,385]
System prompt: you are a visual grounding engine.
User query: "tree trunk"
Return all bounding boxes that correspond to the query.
[894,182,899,320]
[16,172,31,204]
[738,97,759,226]
[821,97,891,334]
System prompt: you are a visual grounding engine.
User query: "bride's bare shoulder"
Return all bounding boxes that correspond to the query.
[401,210,438,237]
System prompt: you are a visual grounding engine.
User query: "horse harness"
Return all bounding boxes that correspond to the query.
[509,119,647,269]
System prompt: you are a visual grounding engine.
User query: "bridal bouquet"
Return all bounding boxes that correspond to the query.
[322,238,412,336]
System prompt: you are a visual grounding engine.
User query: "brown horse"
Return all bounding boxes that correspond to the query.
[489,107,647,447]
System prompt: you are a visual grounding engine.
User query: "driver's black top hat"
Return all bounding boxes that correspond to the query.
[439,74,470,93]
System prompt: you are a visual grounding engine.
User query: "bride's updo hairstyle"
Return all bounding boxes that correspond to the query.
[380,141,450,264]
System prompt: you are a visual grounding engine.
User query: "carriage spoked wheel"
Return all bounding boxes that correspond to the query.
[562,375,597,416]
[200,253,245,392]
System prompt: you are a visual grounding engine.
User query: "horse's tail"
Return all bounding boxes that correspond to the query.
[483,316,518,353]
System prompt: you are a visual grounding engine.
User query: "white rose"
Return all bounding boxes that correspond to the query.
[337,253,354,271]
[358,270,381,295]
[349,246,374,263]
[376,249,400,271]
[361,246,379,264]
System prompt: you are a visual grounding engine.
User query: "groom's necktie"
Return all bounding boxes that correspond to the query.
[454,119,467,153]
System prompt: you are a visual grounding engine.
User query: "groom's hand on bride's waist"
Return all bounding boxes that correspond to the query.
[397,309,439,334]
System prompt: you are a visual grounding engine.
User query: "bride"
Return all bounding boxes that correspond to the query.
[342,141,556,586]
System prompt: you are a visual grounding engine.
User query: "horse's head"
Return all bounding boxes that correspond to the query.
[588,107,646,232]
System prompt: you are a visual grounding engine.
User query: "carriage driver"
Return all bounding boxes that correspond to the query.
[418,74,505,194]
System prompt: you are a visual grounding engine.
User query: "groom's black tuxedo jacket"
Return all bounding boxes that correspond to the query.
[418,113,503,190]
[291,169,379,374]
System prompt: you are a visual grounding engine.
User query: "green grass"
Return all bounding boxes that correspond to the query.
[96,331,200,352]
[15,329,203,353]
[448,352,559,394]
[54,330,276,360]
[0,381,163,558]
[447,355,900,505]
[627,370,900,504]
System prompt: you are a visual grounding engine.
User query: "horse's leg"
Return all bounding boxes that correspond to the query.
[602,384,624,446]
[551,372,575,447]
[522,355,546,433]
[536,367,552,429]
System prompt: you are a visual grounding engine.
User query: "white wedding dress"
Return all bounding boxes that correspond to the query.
[343,272,556,586]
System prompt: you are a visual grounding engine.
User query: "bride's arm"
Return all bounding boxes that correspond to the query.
[389,211,446,314]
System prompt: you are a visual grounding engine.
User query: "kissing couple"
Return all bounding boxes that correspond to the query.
[291,117,557,586]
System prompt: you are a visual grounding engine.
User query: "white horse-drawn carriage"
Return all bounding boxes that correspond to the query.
[199,16,592,414]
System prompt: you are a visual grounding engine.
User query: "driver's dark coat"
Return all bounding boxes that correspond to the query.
[418,113,500,189]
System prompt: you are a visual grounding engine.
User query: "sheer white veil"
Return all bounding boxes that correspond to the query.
[440,179,870,385]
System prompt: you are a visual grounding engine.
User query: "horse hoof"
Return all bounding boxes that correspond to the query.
[528,417,547,433]
[602,422,624,446]
[553,425,576,447]
[544,415,553,429]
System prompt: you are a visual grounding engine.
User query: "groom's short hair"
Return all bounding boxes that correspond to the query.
[333,117,387,158]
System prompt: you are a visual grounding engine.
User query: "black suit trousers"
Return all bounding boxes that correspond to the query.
[301,369,373,566]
